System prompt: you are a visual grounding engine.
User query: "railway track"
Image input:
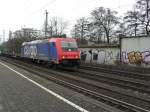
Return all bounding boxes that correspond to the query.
[77,68,150,94]
[80,64,150,81]
[1,57,150,112]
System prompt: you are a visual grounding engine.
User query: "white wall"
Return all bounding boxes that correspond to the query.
[121,37,150,66]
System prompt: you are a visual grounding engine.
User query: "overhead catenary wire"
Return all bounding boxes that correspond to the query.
[23,0,56,31]
[29,0,57,16]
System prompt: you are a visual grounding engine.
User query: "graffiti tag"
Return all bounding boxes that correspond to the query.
[122,51,150,64]
[24,45,37,58]
[127,51,142,63]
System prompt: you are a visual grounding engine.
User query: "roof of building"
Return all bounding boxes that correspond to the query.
[79,44,120,48]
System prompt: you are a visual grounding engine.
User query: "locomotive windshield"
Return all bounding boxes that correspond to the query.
[61,41,78,51]
[61,41,77,48]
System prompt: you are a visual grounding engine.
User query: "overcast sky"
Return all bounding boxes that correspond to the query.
[0,0,135,41]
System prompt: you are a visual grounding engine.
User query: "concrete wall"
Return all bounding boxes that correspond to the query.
[121,37,150,67]
[79,47,120,65]
[79,37,150,67]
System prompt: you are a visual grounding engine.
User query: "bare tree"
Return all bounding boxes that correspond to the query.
[72,17,90,44]
[124,10,140,36]
[91,7,119,43]
[116,23,127,36]
[71,25,80,38]
[88,22,104,43]
[48,17,68,37]
[136,0,150,35]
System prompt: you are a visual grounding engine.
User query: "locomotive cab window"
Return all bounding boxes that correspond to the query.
[61,41,78,51]
[61,41,77,48]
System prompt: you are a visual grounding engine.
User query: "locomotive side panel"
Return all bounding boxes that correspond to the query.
[21,44,31,58]
[49,42,58,63]
[21,44,38,59]
[37,42,49,61]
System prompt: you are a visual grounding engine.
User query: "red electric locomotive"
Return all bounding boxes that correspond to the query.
[21,37,80,68]
[48,38,80,67]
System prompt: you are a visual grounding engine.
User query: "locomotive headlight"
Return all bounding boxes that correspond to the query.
[75,56,78,58]
[62,56,65,59]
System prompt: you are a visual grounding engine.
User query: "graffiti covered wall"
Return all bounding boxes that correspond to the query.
[121,37,150,66]
[79,47,120,65]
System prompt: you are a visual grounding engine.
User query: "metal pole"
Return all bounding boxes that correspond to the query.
[45,10,48,38]
[3,30,5,43]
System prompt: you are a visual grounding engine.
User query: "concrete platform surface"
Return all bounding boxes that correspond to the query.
[0,59,123,112]
[0,61,88,112]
